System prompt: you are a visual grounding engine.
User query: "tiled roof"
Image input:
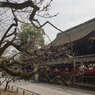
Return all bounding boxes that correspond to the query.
[50,18,95,46]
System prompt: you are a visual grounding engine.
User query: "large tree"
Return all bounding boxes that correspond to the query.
[0,0,69,84]
[0,0,54,84]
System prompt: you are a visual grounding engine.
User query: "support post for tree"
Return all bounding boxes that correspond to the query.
[4,81,9,91]
[16,88,18,93]
[23,90,25,95]
[0,90,1,95]
[33,64,39,82]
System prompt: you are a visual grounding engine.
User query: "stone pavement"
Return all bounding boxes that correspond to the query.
[10,80,95,95]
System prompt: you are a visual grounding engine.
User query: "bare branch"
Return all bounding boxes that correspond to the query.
[0,1,39,10]
[0,1,39,22]
[6,27,17,38]
[32,21,63,33]
[29,8,39,22]
[0,23,16,45]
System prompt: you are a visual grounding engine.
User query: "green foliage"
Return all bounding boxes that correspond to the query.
[18,24,45,51]
[0,57,9,64]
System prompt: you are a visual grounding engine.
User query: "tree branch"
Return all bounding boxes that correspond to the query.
[6,27,17,38]
[32,21,63,33]
[0,1,39,10]
[0,17,18,47]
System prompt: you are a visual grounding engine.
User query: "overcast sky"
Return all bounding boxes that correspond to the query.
[44,0,95,44]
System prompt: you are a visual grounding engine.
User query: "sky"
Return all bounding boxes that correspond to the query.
[44,0,95,44]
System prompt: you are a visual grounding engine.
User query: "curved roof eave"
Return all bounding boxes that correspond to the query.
[50,18,95,46]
